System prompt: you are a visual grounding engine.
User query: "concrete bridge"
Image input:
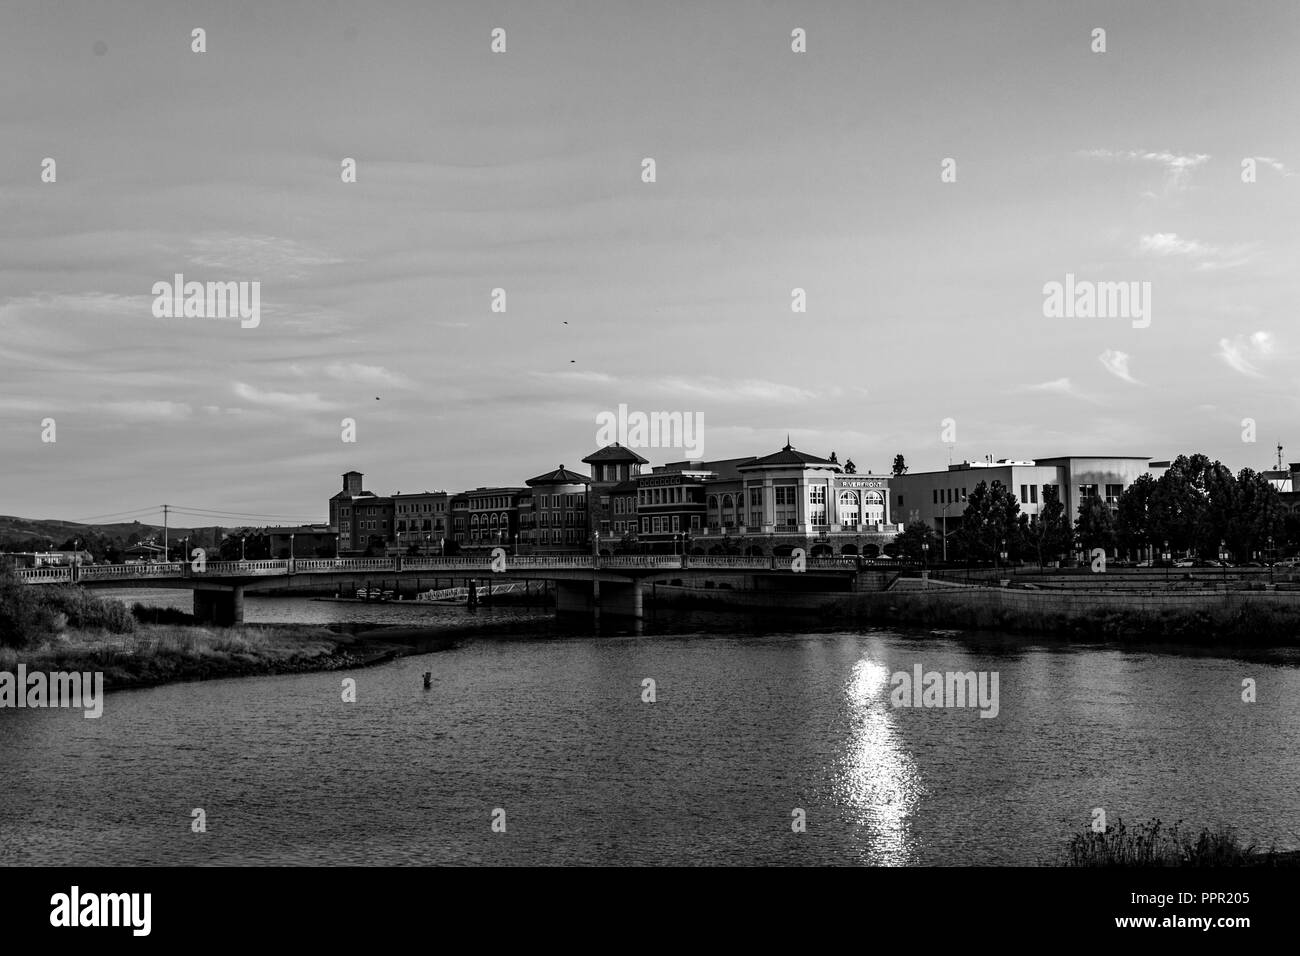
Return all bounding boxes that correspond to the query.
[14,554,888,623]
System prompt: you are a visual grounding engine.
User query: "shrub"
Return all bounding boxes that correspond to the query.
[0,566,51,648]
[32,585,135,634]
[131,603,195,625]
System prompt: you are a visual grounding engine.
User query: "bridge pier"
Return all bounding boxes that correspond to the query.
[193,586,243,626]
[554,579,643,619]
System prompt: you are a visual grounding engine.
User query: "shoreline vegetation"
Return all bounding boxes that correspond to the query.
[0,568,552,693]
[1063,819,1300,867]
[648,585,1300,645]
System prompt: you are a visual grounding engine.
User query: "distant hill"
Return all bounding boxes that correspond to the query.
[0,516,223,552]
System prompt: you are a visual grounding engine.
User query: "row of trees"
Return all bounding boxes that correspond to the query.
[891,454,1294,564]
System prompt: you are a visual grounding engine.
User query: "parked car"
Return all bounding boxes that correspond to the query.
[1174,559,1196,568]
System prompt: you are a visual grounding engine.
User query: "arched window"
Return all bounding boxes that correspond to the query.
[838,491,860,525]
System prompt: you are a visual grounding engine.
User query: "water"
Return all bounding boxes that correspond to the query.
[2,592,1298,865]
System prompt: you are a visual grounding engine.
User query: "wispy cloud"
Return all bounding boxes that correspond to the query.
[232,382,339,412]
[1217,332,1274,378]
[1098,349,1138,384]
[1015,378,1099,403]
[187,236,345,279]
[1255,156,1294,177]
[1081,149,1210,192]
[1135,232,1255,271]
[323,363,413,389]
[103,400,194,420]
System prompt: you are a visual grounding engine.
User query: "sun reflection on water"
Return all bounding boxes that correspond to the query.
[834,656,926,865]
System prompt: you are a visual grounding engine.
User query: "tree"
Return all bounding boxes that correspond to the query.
[893,520,939,562]
[891,454,908,477]
[1075,493,1117,553]
[1029,485,1072,566]
[1226,468,1284,560]
[956,480,1022,561]
[1116,473,1157,558]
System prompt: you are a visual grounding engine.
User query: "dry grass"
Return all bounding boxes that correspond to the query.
[1064,818,1292,867]
[0,623,350,690]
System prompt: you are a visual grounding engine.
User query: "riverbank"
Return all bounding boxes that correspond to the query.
[648,584,1300,645]
[0,616,549,693]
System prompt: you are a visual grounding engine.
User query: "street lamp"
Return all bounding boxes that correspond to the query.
[1162,540,1170,586]
[290,533,295,562]
[921,540,929,571]
[999,538,1008,576]
[240,535,246,561]
[941,502,950,562]
[1219,539,1228,584]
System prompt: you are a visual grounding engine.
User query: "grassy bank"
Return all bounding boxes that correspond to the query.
[0,624,418,692]
[649,585,1300,645]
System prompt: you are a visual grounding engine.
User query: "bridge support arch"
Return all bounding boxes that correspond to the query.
[193,586,244,626]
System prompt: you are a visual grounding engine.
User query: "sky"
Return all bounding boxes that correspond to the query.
[1,0,1298,526]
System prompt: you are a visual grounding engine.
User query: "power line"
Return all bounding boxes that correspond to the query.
[168,506,323,522]
[66,506,164,523]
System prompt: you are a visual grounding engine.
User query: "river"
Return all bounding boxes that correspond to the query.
[1,589,1297,865]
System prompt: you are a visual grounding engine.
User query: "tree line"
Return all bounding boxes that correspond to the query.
[891,454,1293,564]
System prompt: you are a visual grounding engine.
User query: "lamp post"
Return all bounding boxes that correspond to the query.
[921,540,929,572]
[290,533,295,563]
[941,502,950,562]
[1219,539,1228,585]
[240,535,246,561]
[1162,540,1170,586]
[999,538,1008,578]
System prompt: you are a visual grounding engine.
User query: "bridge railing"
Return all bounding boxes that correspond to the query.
[602,556,683,568]
[14,567,73,584]
[79,563,185,581]
[201,560,291,575]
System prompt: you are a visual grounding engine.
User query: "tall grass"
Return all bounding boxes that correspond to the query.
[1065,818,1283,867]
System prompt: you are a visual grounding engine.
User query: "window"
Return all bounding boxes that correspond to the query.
[1105,484,1123,507]
[1080,484,1098,499]
[1030,484,1038,504]
[672,516,680,532]
[1020,485,1028,503]
[641,518,649,534]
[690,515,700,530]
[897,494,904,507]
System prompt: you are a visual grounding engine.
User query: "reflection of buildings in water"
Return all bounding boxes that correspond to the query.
[837,657,926,865]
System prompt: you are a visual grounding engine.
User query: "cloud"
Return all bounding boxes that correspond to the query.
[1081,149,1210,191]
[323,363,413,389]
[1135,233,1254,271]
[1255,156,1294,177]
[1015,378,1098,402]
[1217,331,1274,378]
[232,382,339,411]
[1098,349,1138,384]
[103,400,194,420]
[187,236,345,279]
[654,377,817,404]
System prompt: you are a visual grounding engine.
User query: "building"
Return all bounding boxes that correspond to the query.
[891,455,1153,535]
[523,466,590,553]
[267,525,337,559]
[633,462,714,550]
[329,471,392,555]
[464,486,525,551]
[391,491,450,553]
[670,442,900,556]
[449,494,469,550]
[582,443,648,541]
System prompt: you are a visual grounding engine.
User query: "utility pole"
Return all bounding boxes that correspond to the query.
[162,504,169,561]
